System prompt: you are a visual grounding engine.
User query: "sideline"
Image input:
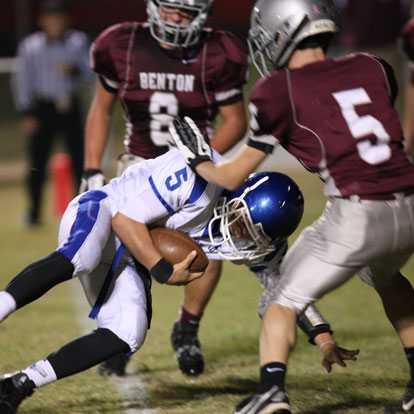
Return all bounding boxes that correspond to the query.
[67,278,158,414]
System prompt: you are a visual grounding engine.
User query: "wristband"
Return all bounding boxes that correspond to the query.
[150,258,173,284]
[83,168,103,178]
[189,155,212,172]
[318,339,336,352]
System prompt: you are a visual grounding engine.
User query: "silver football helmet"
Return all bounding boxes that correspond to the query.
[146,0,213,48]
[247,0,338,76]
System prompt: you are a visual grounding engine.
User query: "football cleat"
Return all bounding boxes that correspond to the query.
[97,353,130,377]
[235,386,291,414]
[0,372,35,413]
[170,321,204,376]
[384,384,414,413]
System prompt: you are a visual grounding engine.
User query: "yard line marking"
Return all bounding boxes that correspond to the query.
[67,279,158,414]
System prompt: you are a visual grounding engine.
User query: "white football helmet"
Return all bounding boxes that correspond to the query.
[247,0,338,76]
[146,0,213,48]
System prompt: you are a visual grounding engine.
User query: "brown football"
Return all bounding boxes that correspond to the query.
[149,227,209,273]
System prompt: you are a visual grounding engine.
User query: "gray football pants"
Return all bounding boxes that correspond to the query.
[273,194,414,314]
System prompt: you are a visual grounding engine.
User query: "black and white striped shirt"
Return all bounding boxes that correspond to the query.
[11,29,95,113]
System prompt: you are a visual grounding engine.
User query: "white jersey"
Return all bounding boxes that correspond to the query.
[103,148,224,239]
[57,148,329,347]
[101,148,288,274]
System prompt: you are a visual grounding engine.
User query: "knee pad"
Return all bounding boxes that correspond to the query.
[99,305,148,354]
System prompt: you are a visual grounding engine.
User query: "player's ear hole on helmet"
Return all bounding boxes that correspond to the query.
[296,33,334,51]
[274,32,282,45]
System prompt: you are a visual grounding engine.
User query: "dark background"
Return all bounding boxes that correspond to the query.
[0,0,254,57]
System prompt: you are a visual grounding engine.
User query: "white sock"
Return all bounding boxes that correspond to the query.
[22,359,57,388]
[0,291,16,322]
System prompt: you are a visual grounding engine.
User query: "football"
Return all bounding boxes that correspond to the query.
[149,227,209,273]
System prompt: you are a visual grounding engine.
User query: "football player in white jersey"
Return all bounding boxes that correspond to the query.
[0,149,358,413]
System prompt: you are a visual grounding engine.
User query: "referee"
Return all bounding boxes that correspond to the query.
[11,0,94,226]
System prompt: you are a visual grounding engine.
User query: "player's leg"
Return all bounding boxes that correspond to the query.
[0,192,112,324]
[360,259,414,412]
[361,196,414,413]
[379,273,414,414]
[235,198,371,414]
[0,327,131,412]
[61,102,84,189]
[0,261,149,412]
[25,106,54,225]
[235,249,356,414]
[171,259,222,376]
[94,154,147,377]
[95,261,150,377]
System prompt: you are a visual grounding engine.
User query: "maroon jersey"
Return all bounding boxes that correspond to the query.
[400,18,414,84]
[248,53,414,197]
[91,22,248,159]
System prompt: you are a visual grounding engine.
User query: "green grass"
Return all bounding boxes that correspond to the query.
[0,173,413,414]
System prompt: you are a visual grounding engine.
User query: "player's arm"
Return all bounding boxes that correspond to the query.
[169,117,267,190]
[84,80,117,171]
[80,80,117,192]
[196,145,267,190]
[111,213,203,286]
[298,305,359,372]
[210,100,247,154]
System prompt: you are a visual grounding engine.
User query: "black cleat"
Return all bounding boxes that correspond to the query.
[170,321,204,376]
[0,372,35,413]
[97,353,130,377]
[384,384,414,413]
[235,386,291,414]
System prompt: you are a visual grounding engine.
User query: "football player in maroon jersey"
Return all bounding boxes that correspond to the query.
[399,17,414,161]
[79,0,248,377]
[170,0,414,412]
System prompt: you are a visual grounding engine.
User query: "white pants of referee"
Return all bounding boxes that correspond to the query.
[273,194,414,314]
[57,190,148,353]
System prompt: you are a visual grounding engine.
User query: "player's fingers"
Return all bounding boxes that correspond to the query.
[184,116,199,133]
[322,359,332,373]
[333,355,346,367]
[187,272,204,282]
[339,348,359,360]
[183,250,197,267]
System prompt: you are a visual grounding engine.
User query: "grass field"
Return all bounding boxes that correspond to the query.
[0,170,413,414]
[0,60,414,414]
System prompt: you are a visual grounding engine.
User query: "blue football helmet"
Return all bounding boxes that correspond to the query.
[208,171,304,262]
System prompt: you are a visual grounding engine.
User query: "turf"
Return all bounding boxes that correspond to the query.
[0,172,413,414]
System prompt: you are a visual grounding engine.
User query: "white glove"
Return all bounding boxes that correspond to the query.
[79,169,106,193]
[168,116,212,171]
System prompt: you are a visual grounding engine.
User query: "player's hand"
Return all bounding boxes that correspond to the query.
[79,169,106,193]
[166,251,204,286]
[168,117,212,172]
[321,343,359,373]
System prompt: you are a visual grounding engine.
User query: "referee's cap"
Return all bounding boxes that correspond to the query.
[39,0,68,14]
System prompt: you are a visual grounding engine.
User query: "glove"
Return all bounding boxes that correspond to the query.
[79,169,106,193]
[168,116,212,172]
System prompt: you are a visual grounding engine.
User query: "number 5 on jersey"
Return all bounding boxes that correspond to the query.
[333,87,391,165]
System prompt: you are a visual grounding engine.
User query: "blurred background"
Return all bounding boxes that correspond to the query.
[0,0,254,185]
[0,0,413,218]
